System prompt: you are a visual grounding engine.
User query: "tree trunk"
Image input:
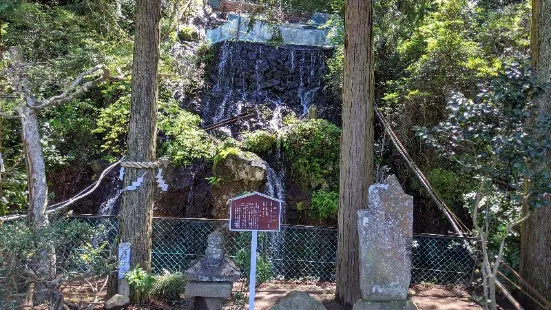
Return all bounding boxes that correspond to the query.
[118,0,161,302]
[21,107,49,230]
[336,0,375,306]
[520,0,551,307]
[20,106,56,305]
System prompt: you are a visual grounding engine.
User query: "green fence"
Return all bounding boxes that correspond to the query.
[62,215,476,284]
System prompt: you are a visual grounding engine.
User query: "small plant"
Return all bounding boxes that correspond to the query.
[310,190,339,221]
[213,147,242,171]
[267,26,284,46]
[124,265,155,301]
[196,42,215,67]
[150,271,187,304]
[177,26,197,42]
[206,176,222,185]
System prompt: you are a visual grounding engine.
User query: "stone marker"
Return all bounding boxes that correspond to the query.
[354,175,417,310]
[270,291,327,310]
[185,228,240,310]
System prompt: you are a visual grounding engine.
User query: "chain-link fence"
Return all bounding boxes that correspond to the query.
[60,216,476,285]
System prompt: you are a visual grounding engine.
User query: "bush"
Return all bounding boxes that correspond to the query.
[158,100,216,166]
[150,272,187,304]
[178,26,198,42]
[0,219,114,307]
[310,190,339,220]
[282,119,341,190]
[235,248,273,285]
[242,130,278,154]
[125,266,155,301]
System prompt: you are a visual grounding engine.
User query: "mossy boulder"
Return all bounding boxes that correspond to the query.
[211,149,267,218]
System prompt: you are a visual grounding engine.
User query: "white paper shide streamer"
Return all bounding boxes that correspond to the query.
[118,166,168,192]
[156,168,168,192]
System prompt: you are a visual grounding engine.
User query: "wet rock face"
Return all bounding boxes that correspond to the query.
[189,41,340,129]
[211,151,267,219]
[154,160,215,218]
[65,160,214,218]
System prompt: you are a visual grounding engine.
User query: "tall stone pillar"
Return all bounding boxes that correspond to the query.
[353,175,417,310]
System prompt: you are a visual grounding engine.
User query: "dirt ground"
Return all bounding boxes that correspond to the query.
[252,281,514,310]
[54,277,515,310]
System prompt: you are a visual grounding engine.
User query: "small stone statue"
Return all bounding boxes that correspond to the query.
[185,229,240,310]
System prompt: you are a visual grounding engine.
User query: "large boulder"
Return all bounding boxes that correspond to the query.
[211,150,267,218]
[104,294,130,310]
[271,291,326,310]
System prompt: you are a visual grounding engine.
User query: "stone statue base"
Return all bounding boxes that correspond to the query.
[353,300,418,310]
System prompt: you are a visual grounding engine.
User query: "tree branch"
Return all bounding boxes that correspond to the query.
[31,65,110,110]
[0,158,122,222]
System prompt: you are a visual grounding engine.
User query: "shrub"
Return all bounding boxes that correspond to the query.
[158,100,216,166]
[310,190,339,220]
[150,272,187,304]
[125,266,155,301]
[0,219,114,307]
[213,147,241,171]
[235,248,273,285]
[282,119,341,190]
[242,130,278,154]
[178,26,198,42]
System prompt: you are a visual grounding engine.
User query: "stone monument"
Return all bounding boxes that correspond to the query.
[185,228,241,310]
[353,175,417,310]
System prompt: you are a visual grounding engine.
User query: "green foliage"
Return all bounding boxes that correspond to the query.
[241,130,278,154]
[0,167,27,215]
[415,61,551,266]
[158,100,216,166]
[213,147,241,170]
[0,219,109,305]
[92,94,131,158]
[150,272,186,304]
[282,119,340,190]
[196,42,215,68]
[94,95,215,164]
[418,168,475,211]
[177,26,197,42]
[267,26,284,46]
[125,266,156,300]
[310,190,339,220]
[235,248,273,285]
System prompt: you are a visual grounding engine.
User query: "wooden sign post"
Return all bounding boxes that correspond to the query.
[229,192,282,310]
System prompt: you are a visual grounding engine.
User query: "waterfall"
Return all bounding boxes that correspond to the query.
[99,190,122,216]
[201,42,330,134]
[98,176,123,216]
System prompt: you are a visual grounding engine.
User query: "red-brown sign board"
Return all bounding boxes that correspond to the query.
[229,192,282,232]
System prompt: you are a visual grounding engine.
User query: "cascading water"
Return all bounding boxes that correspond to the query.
[98,176,123,215]
[201,41,332,134]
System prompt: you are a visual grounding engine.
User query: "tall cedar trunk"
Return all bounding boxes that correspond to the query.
[336,0,374,306]
[520,0,551,307]
[118,0,161,301]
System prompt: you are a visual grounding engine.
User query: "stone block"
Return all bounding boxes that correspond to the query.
[352,300,418,310]
[104,294,130,310]
[185,281,233,298]
[194,296,225,310]
[270,291,326,310]
[358,175,414,301]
